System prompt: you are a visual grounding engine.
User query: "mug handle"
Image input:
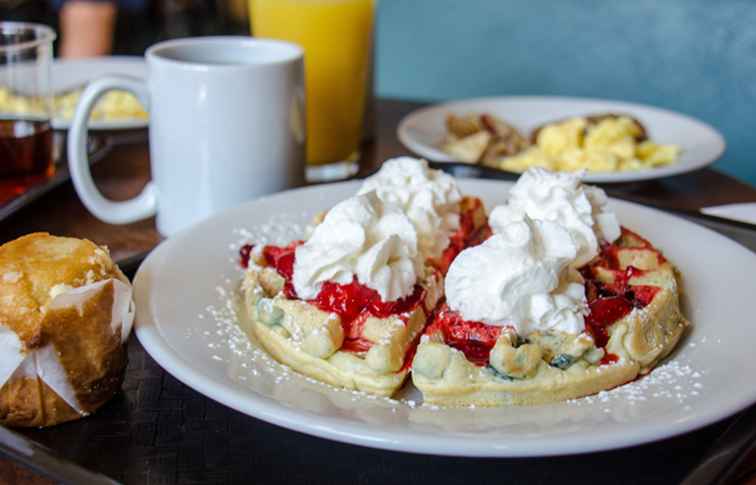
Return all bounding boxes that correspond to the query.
[67,75,157,224]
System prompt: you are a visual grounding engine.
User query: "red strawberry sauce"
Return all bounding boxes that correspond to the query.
[245,240,428,354]
[580,228,663,349]
[425,227,664,367]
[239,244,254,269]
[424,304,502,366]
[431,199,492,275]
[240,204,489,360]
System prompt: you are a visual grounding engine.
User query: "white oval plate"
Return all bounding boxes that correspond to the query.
[134,179,756,457]
[397,96,725,183]
[51,56,147,130]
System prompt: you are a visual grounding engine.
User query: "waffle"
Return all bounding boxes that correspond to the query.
[242,197,489,397]
[411,227,689,406]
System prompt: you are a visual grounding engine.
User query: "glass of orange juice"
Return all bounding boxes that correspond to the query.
[250,0,375,181]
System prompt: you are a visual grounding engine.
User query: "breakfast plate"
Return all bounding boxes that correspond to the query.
[397,96,725,183]
[0,56,147,130]
[50,56,147,130]
[134,179,756,457]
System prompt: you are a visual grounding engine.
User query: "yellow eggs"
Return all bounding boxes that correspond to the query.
[538,117,586,157]
[637,140,680,166]
[55,89,148,122]
[499,116,680,173]
[499,146,555,172]
[0,87,147,122]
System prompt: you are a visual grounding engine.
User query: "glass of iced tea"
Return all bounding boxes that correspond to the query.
[250,0,374,182]
[0,22,56,203]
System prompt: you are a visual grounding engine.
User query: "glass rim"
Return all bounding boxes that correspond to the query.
[0,21,56,52]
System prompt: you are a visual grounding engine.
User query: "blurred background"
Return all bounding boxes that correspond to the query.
[378,0,756,187]
[4,0,753,185]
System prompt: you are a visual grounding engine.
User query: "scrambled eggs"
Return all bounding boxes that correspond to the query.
[499,116,679,173]
[0,87,147,122]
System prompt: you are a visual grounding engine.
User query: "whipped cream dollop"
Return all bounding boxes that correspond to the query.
[359,157,462,260]
[445,217,587,335]
[489,168,620,267]
[293,191,420,302]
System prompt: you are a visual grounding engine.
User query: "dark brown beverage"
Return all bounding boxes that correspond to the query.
[0,118,54,204]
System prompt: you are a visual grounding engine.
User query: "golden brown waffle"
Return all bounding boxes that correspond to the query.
[411,228,688,406]
[241,198,489,397]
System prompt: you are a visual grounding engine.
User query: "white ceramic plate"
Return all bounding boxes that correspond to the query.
[397,96,725,183]
[134,179,756,457]
[51,56,147,130]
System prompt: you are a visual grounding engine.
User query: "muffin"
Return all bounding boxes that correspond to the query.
[0,233,134,427]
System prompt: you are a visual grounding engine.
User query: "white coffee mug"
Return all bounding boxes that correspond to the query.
[68,37,306,235]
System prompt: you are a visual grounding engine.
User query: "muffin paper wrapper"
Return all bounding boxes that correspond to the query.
[0,327,26,389]
[0,278,134,415]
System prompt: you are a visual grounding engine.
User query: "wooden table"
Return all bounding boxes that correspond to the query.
[1,98,756,484]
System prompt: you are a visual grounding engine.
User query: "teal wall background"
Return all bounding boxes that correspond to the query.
[375,0,756,186]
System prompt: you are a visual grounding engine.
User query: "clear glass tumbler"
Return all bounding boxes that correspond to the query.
[0,22,56,202]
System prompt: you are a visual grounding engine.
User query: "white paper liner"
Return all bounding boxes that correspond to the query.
[8,346,85,415]
[47,278,134,343]
[35,345,85,415]
[0,326,25,388]
[14,351,36,378]
[0,278,134,414]
[112,279,135,344]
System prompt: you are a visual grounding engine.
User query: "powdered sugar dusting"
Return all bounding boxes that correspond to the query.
[227,212,311,264]
[566,358,706,410]
[199,212,413,412]
[196,213,709,416]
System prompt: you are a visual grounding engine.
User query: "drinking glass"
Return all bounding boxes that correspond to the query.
[250,0,375,182]
[0,22,56,203]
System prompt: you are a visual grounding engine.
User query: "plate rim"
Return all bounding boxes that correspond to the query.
[134,179,756,457]
[397,95,726,184]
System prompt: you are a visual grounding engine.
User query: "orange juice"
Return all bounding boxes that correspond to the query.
[250,0,374,165]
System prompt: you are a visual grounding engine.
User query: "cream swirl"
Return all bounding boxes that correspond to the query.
[293,191,420,302]
[359,157,461,260]
[445,217,587,335]
[489,168,620,267]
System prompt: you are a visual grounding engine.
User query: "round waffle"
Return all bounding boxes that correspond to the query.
[240,197,489,397]
[411,227,689,407]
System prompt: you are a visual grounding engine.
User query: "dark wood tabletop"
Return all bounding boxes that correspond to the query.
[2,98,756,485]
